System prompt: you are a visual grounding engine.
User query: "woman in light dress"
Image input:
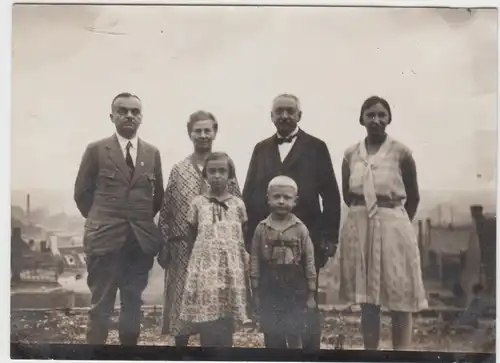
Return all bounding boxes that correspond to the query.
[330,96,428,350]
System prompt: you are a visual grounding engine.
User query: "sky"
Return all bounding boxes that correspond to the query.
[11,5,498,214]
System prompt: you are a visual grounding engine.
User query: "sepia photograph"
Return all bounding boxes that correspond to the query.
[9,2,497,360]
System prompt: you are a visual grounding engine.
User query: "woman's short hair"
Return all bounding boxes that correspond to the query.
[359,96,392,125]
[201,152,236,179]
[187,110,219,135]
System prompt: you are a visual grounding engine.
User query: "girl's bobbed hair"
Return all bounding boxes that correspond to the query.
[201,152,236,179]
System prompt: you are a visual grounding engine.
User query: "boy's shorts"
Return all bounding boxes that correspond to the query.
[258,265,308,335]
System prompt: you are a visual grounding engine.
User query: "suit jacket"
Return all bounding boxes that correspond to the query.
[242,129,341,255]
[74,134,164,256]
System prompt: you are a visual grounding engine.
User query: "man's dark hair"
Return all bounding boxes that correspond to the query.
[111,92,141,109]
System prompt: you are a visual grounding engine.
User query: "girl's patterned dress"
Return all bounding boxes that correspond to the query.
[329,136,428,312]
[158,155,241,335]
[178,195,250,327]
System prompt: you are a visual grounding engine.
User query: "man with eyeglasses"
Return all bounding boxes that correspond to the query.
[243,93,341,350]
[74,92,164,345]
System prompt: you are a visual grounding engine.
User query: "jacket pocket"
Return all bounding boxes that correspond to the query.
[85,220,101,232]
[145,172,156,196]
[98,169,117,191]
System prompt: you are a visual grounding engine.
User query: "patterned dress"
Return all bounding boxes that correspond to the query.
[178,195,249,326]
[329,136,428,312]
[158,155,241,335]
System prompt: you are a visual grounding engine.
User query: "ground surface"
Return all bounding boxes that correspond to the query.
[11,309,495,352]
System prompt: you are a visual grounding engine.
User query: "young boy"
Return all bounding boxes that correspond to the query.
[250,175,317,349]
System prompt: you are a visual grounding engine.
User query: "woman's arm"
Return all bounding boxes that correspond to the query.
[158,165,178,241]
[401,152,420,221]
[185,197,200,245]
[157,166,179,268]
[341,157,352,206]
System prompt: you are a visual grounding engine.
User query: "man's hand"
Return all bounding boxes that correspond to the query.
[306,294,316,310]
[324,239,337,258]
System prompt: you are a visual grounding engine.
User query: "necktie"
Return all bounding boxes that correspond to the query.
[125,141,135,174]
[277,134,297,145]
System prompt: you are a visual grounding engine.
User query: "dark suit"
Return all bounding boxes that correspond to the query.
[243,129,341,349]
[74,134,164,345]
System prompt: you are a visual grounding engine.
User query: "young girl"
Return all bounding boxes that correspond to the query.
[250,175,317,349]
[177,152,249,347]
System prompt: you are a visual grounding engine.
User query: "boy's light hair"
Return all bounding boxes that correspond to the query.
[267,175,298,194]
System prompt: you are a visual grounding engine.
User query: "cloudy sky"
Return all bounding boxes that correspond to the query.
[11,5,497,213]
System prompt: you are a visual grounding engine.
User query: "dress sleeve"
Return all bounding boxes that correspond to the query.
[158,164,179,243]
[186,197,199,227]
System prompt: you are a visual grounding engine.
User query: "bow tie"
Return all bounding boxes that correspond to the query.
[277,134,297,145]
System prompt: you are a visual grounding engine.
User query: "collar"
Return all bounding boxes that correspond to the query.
[115,132,138,150]
[277,126,300,140]
[261,213,301,232]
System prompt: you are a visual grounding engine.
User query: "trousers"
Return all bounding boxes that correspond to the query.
[301,266,321,351]
[85,231,154,345]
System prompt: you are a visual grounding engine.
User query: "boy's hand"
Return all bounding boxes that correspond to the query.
[306,295,316,310]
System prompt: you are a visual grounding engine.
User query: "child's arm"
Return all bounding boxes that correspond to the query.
[249,224,263,290]
[301,226,318,295]
[239,199,249,244]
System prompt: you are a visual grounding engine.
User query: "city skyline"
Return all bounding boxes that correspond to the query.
[11,6,497,215]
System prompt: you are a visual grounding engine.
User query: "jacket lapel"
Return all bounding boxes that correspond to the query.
[130,139,153,187]
[282,129,308,170]
[105,135,132,182]
[266,136,283,170]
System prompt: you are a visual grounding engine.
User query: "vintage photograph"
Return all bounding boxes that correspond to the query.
[10,3,496,358]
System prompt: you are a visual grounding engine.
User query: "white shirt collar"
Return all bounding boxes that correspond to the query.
[277,126,300,139]
[262,213,301,231]
[115,132,138,150]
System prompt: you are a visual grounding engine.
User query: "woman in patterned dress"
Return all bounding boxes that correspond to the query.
[330,96,428,350]
[178,152,249,347]
[158,111,241,346]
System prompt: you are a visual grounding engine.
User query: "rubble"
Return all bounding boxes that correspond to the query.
[10,309,495,352]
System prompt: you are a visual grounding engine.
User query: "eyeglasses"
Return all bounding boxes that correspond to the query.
[116,107,141,116]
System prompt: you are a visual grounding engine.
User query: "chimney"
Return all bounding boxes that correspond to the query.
[26,194,31,223]
[417,220,424,271]
[470,204,484,220]
[12,227,21,241]
[425,218,432,248]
